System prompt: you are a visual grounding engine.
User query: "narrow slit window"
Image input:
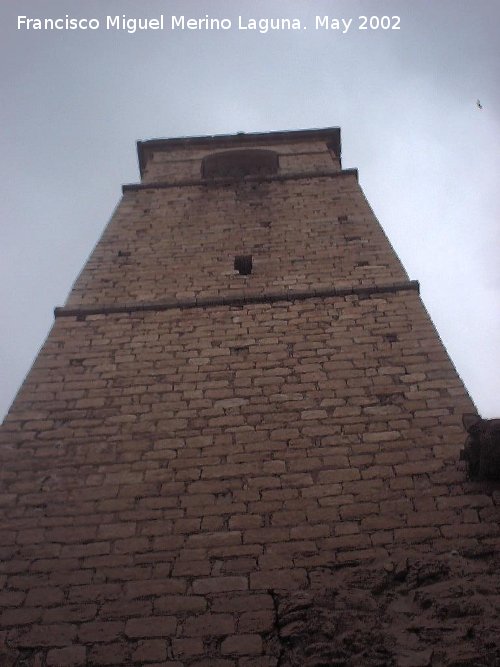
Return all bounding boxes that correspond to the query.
[234,255,252,275]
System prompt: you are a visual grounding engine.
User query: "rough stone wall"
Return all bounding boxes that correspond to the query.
[1,130,498,666]
[66,174,407,307]
[141,140,339,183]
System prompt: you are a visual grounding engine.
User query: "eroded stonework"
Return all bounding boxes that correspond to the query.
[270,553,500,667]
[461,414,500,480]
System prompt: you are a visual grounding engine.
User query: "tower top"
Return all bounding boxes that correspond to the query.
[137,126,341,177]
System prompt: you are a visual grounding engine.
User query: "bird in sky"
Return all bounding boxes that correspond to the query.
[477,99,483,109]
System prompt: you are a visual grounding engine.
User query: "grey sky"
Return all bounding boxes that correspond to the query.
[1,0,499,420]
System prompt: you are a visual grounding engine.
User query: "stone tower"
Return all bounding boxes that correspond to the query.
[1,129,499,666]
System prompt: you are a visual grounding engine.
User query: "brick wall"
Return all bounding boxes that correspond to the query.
[1,129,498,666]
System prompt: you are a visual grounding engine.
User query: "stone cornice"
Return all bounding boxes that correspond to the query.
[122,168,358,193]
[55,280,420,319]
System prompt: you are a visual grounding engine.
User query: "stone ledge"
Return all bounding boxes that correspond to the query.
[54,280,419,319]
[122,168,359,193]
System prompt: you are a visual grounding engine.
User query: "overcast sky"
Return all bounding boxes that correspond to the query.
[1,0,499,421]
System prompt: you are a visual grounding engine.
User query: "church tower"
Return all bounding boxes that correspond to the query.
[1,129,498,666]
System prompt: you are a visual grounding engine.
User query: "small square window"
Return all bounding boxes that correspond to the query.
[234,255,252,275]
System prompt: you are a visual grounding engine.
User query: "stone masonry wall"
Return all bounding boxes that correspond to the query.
[2,293,498,665]
[66,174,407,307]
[141,140,340,183]
[1,130,498,666]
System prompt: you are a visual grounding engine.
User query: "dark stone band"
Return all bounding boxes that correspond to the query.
[54,280,420,319]
[122,168,358,193]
